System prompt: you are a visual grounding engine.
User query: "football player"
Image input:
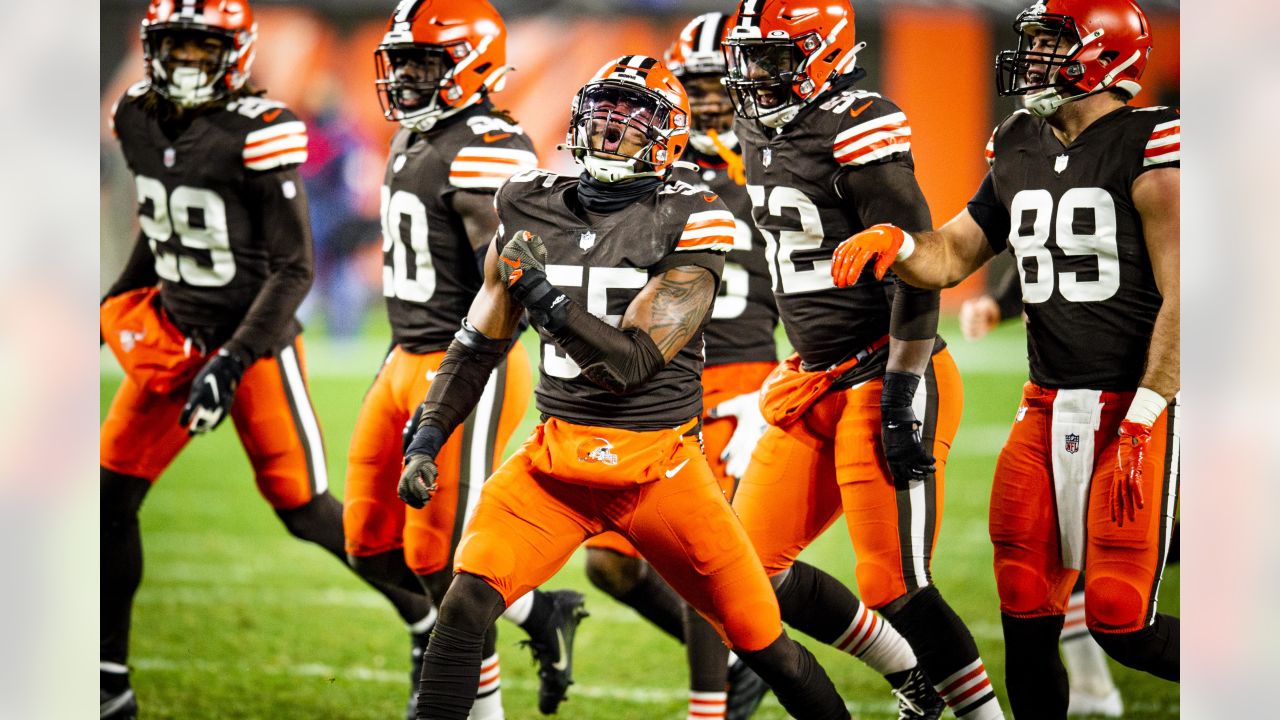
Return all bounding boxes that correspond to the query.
[98,1,430,717]
[830,0,1180,717]
[398,55,853,720]
[723,1,1004,718]
[347,2,586,717]
[576,15,777,720]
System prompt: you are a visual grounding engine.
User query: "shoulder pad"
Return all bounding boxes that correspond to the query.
[1140,108,1180,168]
[448,118,538,191]
[675,193,736,253]
[234,99,307,172]
[829,94,912,167]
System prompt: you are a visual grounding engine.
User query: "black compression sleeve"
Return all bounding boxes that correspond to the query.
[104,230,159,300]
[990,261,1023,321]
[546,301,666,395]
[889,276,940,341]
[408,321,507,458]
[967,171,1011,254]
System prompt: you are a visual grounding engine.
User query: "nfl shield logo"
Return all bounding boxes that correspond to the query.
[578,230,596,251]
[1054,154,1069,174]
[163,147,176,168]
[762,147,772,167]
[1064,433,1080,454]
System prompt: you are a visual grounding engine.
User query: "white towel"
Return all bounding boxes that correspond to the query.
[1050,389,1104,570]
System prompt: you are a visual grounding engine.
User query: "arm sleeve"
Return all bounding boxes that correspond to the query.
[224,168,314,363]
[990,261,1023,321]
[967,171,1011,254]
[835,162,940,342]
[104,230,159,300]
[546,301,666,396]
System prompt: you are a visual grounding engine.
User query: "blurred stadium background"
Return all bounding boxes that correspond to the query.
[100,1,1180,718]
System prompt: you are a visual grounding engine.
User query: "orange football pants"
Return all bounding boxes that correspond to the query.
[455,428,784,652]
[101,336,327,510]
[584,360,777,559]
[733,348,963,609]
[343,344,530,576]
[990,382,1179,633]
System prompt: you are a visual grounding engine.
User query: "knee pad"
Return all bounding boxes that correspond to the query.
[437,573,505,634]
[1084,576,1146,631]
[854,561,901,610]
[101,468,150,535]
[275,492,343,546]
[342,498,401,555]
[584,548,645,598]
[996,562,1053,615]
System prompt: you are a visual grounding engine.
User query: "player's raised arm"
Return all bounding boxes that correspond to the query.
[831,208,996,291]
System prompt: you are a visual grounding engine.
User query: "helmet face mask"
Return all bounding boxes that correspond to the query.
[723,37,809,126]
[375,44,460,118]
[141,0,257,109]
[997,14,1083,96]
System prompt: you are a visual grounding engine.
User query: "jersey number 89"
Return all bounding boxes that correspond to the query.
[1008,187,1120,304]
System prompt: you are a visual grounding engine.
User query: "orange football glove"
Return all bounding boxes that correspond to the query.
[1112,420,1151,526]
[831,223,907,288]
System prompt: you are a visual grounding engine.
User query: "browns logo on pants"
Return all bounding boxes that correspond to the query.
[990,382,1179,634]
[101,335,327,510]
[343,344,531,576]
[583,360,776,560]
[455,421,784,652]
[732,349,963,610]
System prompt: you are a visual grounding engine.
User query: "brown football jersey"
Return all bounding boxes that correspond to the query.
[982,106,1180,390]
[736,84,928,370]
[671,151,778,367]
[494,172,730,430]
[111,82,311,355]
[381,105,538,353]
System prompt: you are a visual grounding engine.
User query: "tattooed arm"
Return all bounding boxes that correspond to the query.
[621,266,716,362]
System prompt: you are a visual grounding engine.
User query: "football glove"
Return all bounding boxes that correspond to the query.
[499,230,569,329]
[1112,420,1150,527]
[179,348,245,435]
[498,230,547,289]
[399,424,446,510]
[831,224,912,288]
[880,371,936,486]
[707,390,768,480]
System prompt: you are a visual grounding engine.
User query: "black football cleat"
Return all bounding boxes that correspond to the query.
[100,686,138,720]
[405,628,431,720]
[521,589,589,715]
[892,666,946,720]
[726,656,770,720]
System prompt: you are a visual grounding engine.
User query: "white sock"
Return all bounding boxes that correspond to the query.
[501,591,533,626]
[101,662,129,675]
[469,653,503,720]
[688,690,727,720]
[1061,591,1118,697]
[832,603,917,676]
[409,606,439,636]
[934,659,1004,719]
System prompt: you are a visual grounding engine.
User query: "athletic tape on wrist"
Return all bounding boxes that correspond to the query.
[896,231,916,262]
[1124,387,1167,427]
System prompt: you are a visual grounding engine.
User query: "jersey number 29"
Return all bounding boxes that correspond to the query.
[135,175,235,287]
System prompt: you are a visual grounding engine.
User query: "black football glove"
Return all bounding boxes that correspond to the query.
[498,230,568,329]
[179,348,246,435]
[880,371,936,487]
[399,424,446,509]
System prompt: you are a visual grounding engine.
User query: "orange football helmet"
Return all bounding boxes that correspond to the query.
[141,0,257,107]
[665,13,738,155]
[564,55,691,183]
[997,0,1153,117]
[723,0,861,128]
[374,0,510,132]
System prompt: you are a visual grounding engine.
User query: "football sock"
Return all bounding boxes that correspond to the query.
[688,691,727,720]
[277,492,431,624]
[101,468,150,665]
[1090,614,1179,681]
[416,575,506,720]
[512,589,563,647]
[884,587,1002,719]
[410,606,439,636]
[500,591,533,626]
[613,565,687,641]
[684,603,731,693]
[100,664,131,695]
[736,632,849,720]
[1060,586,1119,697]
[472,634,503,720]
[774,562,917,682]
[1001,613,1068,719]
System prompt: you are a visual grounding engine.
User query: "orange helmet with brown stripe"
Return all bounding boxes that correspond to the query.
[374,0,510,132]
[141,0,258,108]
[564,55,691,183]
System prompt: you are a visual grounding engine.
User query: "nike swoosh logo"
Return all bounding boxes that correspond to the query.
[262,108,283,123]
[551,628,569,671]
[483,132,512,143]
[665,458,690,478]
[849,100,874,118]
[205,374,220,404]
[500,255,520,269]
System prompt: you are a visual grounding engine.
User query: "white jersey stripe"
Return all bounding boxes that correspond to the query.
[245,121,306,146]
[838,140,911,166]
[450,160,533,174]
[243,135,307,161]
[453,147,538,161]
[246,150,308,171]
[833,112,908,145]
[279,345,328,495]
[1146,134,1179,149]
[685,209,735,225]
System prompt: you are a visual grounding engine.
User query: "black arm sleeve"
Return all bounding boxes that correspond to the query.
[966,171,1011,254]
[835,162,940,342]
[410,320,509,456]
[226,168,315,363]
[104,230,159,300]
[546,301,666,396]
[989,261,1023,321]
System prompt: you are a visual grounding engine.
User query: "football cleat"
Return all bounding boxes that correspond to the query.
[1068,686,1124,717]
[100,686,138,720]
[520,590,589,715]
[405,628,432,720]
[726,656,769,720]
[891,666,946,720]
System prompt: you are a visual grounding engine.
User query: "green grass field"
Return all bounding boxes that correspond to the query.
[100,318,1178,719]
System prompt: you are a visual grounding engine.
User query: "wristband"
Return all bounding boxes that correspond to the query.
[881,371,921,408]
[896,231,916,262]
[1124,387,1167,427]
[405,425,446,460]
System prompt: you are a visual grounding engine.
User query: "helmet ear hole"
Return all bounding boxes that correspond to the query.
[822,48,840,64]
[1098,50,1120,66]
